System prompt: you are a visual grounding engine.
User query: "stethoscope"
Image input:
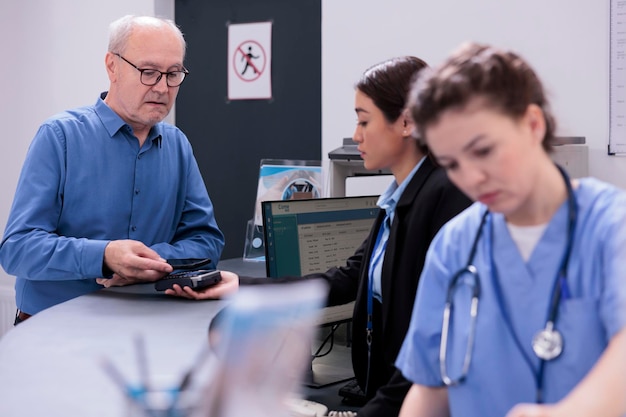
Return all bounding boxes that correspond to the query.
[439,165,577,403]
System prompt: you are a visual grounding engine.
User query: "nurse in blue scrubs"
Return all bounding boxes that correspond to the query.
[396,42,626,417]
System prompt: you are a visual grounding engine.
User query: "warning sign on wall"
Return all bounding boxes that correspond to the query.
[227,22,272,100]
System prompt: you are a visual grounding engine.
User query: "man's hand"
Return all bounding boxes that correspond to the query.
[97,272,154,287]
[98,240,173,287]
[164,270,240,299]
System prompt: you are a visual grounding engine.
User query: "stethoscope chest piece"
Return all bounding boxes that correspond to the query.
[532,322,563,361]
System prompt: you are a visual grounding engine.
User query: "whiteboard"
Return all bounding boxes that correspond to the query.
[610,0,626,154]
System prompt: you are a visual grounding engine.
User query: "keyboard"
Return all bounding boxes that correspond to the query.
[338,378,367,405]
[286,398,328,417]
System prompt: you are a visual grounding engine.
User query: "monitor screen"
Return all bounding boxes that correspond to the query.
[262,196,380,277]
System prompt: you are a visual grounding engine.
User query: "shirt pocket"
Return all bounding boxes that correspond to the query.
[549,297,606,395]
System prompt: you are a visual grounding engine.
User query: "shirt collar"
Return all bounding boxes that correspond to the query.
[95,92,163,142]
[377,156,427,218]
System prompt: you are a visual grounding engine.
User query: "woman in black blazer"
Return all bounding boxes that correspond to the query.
[312,56,471,417]
[168,57,471,417]
[319,159,470,417]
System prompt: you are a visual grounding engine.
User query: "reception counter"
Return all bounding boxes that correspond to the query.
[0,286,224,416]
[0,280,358,416]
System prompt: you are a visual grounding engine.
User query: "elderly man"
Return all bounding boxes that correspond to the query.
[0,15,225,324]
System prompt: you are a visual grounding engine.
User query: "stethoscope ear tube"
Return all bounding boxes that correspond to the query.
[439,212,487,387]
[440,294,480,387]
[439,302,454,386]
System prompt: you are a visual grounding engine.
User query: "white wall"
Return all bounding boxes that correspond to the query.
[322,0,626,190]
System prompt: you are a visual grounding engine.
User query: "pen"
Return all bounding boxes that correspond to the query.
[559,275,571,300]
[100,356,129,392]
[135,333,151,393]
[99,356,144,402]
[169,345,213,413]
[100,355,157,417]
[176,344,211,393]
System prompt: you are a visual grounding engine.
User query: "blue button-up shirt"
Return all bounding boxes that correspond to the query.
[369,157,425,301]
[0,95,224,314]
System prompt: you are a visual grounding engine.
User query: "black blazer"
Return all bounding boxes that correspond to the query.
[239,157,471,416]
[308,157,471,417]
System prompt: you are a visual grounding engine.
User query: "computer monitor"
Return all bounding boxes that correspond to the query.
[262,195,380,277]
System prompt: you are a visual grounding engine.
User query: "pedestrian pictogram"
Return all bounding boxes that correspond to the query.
[234,41,267,82]
[228,21,272,100]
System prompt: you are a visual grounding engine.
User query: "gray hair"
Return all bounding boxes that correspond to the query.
[108,15,186,58]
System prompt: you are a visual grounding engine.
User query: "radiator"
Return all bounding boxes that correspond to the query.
[0,286,16,340]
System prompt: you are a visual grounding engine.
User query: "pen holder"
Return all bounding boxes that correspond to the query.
[127,387,200,417]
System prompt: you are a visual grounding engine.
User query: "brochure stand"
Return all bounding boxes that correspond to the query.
[243,159,323,261]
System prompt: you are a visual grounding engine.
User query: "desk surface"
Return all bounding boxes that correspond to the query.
[218,257,356,327]
[0,288,224,416]
[217,257,267,277]
[0,266,359,416]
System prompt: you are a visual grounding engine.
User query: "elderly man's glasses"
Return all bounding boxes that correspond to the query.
[114,53,189,87]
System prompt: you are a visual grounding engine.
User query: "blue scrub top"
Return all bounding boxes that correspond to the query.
[396,177,626,417]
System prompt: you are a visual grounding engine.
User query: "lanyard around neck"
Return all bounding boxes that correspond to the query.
[365,212,391,395]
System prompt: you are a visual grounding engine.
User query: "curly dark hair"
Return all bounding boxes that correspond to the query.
[408,42,556,152]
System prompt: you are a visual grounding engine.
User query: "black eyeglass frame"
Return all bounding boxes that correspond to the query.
[113,53,189,87]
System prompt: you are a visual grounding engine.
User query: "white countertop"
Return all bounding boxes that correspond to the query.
[0,286,225,417]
